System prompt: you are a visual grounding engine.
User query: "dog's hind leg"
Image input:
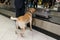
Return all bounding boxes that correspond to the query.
[20,27,25,37]
[15,21,19,34]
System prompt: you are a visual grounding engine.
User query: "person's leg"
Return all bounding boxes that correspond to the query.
[21,7,25,15]
[36,3,38,8]
[16,7,25,17]
[16,9,20,17]
[33,3,35,8]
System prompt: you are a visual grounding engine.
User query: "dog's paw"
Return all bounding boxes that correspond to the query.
[30,30,32,31]
[20,33,24,37]
[30,29,32,31]
[15,31,17,34]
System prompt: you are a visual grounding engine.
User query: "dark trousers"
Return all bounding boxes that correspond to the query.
[16,7,25,17]
[33,2,37,8]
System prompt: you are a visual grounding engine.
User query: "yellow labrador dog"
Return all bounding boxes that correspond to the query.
[10,8,36,37]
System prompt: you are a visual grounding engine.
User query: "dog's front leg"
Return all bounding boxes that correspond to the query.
[30,18,32,31]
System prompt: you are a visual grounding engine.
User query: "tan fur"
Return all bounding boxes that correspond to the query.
[11,8,36,37]
[17,12,31,22]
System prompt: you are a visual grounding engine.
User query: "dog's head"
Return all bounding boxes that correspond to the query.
[28,8,36,14]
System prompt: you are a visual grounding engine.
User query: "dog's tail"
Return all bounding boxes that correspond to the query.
[10,17,17,20]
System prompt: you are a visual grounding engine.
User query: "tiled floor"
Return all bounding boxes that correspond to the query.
[0,15,57,40]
